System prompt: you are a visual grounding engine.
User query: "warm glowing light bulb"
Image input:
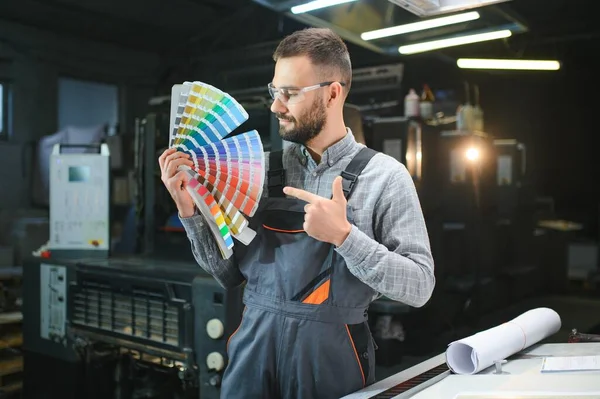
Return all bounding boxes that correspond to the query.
[466,147,479,161]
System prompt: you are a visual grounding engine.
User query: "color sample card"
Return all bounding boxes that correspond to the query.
[170,81,265,259]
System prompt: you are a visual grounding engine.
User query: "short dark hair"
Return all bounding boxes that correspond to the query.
[273,28,352,92]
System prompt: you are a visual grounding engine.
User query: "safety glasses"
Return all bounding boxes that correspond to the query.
[267,81,346,105]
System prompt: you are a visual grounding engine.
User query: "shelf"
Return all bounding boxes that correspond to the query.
[0,356,22,377]
[0,313,21,326]
[0,332,21,350]
[0,354,23,395]
[441,130,490,138]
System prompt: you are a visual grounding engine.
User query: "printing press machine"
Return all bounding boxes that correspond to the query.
[343,343,600,399]
[22,256,243,399]
[22,255,600,399]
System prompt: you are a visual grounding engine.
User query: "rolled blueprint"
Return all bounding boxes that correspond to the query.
[446,307,561,374]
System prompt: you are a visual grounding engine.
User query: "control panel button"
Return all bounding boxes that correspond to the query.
[209,374,222,387]
[206,318,224,339]
[207,352,225,371]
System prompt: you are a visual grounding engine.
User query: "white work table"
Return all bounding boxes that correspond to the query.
[343,343,600,399]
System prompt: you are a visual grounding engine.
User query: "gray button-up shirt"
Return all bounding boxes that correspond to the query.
[179,129,435,308]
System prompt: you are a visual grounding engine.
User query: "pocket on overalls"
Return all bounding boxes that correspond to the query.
[257,201,343,301]
[259,209,308,265]
[290,266,333,305]
[344,322,373,388]
[262,209,305,234]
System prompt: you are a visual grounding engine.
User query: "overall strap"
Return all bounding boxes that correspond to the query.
[268,150,286,197]
[341,147,378,200]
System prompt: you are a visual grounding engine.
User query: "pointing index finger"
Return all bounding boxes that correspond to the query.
[283,186,321,204]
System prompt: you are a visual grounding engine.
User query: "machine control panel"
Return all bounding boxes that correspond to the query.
[40,263,67,344]
[49,143,110,252]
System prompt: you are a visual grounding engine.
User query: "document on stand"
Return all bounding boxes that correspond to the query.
[541,356,600,373]
[446,308,562,374]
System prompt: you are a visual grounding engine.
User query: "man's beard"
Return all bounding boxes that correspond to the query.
[276,98,326,144]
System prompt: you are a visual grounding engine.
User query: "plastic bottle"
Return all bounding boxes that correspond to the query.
[419,84,435,120]
[457,82,474,130]
[462,103,474,130]
[404,89,420,117]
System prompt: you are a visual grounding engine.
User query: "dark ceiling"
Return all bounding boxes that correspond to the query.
[437,0,598,62]
[1,0,596,54]
[0,0,597,82]
[0,0,298,58]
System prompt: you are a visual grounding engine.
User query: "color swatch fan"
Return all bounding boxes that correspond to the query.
[169,81,265,259]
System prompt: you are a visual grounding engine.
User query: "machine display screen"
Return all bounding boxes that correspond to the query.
[68,166,91,182]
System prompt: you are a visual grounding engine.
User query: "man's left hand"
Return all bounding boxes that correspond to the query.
[283,176,352,247]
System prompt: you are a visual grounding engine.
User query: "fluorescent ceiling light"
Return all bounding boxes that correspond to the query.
[291,0,357,14]
[399,29,511,54]
[457,58,561,70]
[362,11,480,40]
[388,0,512,17]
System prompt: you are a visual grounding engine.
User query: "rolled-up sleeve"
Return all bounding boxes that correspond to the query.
[179,213,245,289]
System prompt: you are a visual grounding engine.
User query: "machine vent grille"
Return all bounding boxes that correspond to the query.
[71,281,179,346]
[352,76,402,91]
[368,363,449,398]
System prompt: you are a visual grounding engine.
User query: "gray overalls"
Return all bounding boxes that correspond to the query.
[222,147,379,399]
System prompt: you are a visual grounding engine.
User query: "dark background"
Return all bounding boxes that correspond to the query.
[0,0,598,237]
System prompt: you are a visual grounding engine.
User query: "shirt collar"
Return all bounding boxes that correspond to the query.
[295,128,357,167]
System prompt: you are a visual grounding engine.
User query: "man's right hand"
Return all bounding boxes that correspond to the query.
[159,148,196,218]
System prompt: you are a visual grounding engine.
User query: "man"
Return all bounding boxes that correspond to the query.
[159,28,435,399]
